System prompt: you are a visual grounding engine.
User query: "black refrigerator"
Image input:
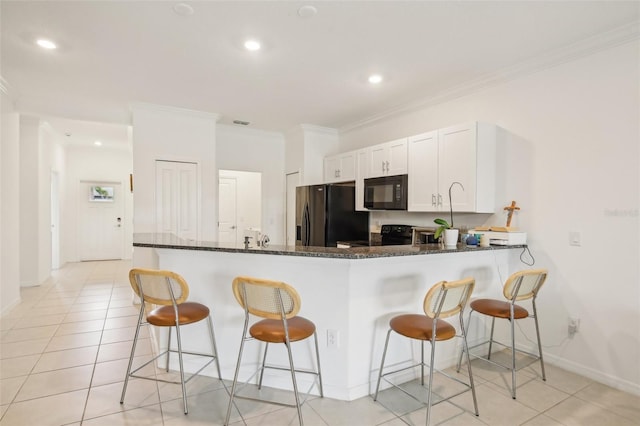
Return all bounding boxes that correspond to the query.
[296,183,370,247]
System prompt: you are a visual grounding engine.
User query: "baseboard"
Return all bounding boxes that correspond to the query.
[543,352,640,397]
[0,296,22,316]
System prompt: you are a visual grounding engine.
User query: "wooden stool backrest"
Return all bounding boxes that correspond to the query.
[423,277,475,319]
[503,269,548,302]
[232,276,301,320]
[129,268,189,306]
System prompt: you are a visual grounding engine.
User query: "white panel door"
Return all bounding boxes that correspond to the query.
[218,177,237,244]
[78,182,124,261]
[155,160,198,240]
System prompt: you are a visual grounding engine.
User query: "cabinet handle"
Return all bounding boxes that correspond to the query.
[381,161,385,173]
[432,194,436,207]
[437,194,443,207]
[335,170,340,178]
[385,161,390,172]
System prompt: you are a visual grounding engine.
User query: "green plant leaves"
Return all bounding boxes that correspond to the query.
[434,218,451,227]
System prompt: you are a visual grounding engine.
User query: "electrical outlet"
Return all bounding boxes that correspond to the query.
[568,317,580,335]
[569,231,581,247]
[327,329,339,348]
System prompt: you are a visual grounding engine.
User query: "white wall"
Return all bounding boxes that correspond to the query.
[18,116,40,286]
[38,124,65,280]
[284,124,339,186]
[63,145,133,262]
[339,41,640,393]
[0,92,21,313]
[16,117,67,287]
[131,104,218,241]
[217,124,285,244]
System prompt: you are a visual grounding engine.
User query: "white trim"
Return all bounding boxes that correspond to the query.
[130,102,221,122]
[340,21,640,134]
[299,123,339,135]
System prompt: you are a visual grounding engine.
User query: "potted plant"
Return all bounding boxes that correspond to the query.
[434,218,459,248]
[434,181,464,248]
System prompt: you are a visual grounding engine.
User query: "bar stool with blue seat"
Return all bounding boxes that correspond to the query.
[120,268,222,414]
[374,277,479,426]
[224,276,323,426]
[457,268,548,399]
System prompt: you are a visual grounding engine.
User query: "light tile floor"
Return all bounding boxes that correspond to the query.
[1,260,638,425]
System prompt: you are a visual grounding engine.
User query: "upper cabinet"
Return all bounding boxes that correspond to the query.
[368,138,408,178]
[408,122,496,213]
[324,150,357,183]
[355,148,370,211]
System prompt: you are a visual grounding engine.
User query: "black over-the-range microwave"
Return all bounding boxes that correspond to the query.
[364,174,408,210]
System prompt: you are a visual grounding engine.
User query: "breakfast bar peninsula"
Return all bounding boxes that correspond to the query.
[133,233,527,401]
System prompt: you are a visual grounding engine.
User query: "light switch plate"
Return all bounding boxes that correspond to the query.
[569,231,581,246]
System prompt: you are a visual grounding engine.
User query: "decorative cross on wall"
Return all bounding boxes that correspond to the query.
[504,201,520,228]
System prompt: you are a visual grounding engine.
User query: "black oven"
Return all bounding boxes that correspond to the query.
[364,174,408,210]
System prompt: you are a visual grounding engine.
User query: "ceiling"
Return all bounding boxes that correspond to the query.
[1,1,638,148]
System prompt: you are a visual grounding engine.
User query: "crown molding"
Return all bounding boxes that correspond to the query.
[130,102,221,122]
[217,122,284,139]
[340,21,640,134]
[299,123,339,135]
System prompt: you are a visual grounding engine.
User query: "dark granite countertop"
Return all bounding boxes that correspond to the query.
[133,233,526,260]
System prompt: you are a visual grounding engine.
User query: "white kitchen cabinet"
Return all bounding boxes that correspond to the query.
[368,138,408,177]
[408,122,496,213]
[324,150,356,183]
[355,148,369,211]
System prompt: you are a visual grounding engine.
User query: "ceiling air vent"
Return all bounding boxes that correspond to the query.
[233,120,250,126]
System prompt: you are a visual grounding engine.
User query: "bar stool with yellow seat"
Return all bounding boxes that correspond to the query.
[374,277,478,426]
[120,268,222,414]
[456,268,548,399]
[224,276,323,426]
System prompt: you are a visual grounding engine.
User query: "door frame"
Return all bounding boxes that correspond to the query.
[77,179,125,261]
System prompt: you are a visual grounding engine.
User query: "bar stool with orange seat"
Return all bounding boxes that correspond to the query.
[224,276,323,426]
[120,268,222,414]
[374,277,479,426]
[456,268,548,399]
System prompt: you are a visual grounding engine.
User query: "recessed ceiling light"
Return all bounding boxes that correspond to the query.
[244,39,261,51]
[94,141,102,146]
[173,3,194,16]
[368,74,383,84]
[297,5,317,18]
[36,39,57,49]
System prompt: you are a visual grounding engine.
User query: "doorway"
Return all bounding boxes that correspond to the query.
[78,181,124,261]
[218,170,261,245]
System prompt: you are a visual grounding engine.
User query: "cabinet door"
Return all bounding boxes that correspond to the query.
[387,138,408,175]
[355,149,369,211]
[368,144,388,177]
[339,151,356,181]
[324,155,340,183]
[438,123,477,212]
[408,131,438,211]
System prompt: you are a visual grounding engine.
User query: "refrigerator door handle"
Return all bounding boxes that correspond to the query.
[302,203,311,246]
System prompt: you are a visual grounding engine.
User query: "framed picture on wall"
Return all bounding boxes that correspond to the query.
[90,185,114,202]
